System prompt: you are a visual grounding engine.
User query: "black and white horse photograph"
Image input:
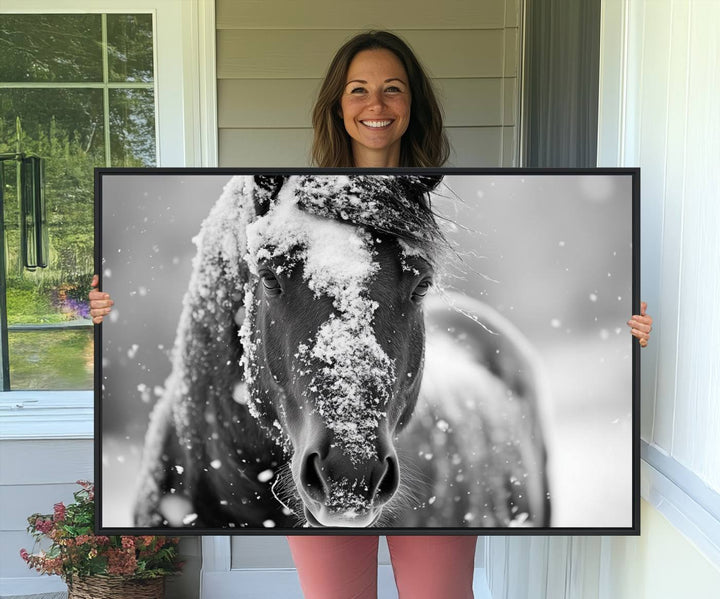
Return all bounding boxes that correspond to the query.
[98,171,634,532]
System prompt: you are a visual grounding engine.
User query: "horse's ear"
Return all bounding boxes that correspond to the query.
[399,175,443,195]
[253,175,286,216]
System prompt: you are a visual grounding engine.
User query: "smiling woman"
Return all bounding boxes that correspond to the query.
[311,31,449,168]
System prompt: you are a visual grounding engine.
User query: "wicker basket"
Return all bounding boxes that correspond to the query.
[67,575,165,599]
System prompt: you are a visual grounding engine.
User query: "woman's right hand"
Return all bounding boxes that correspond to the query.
[89,274,114,324]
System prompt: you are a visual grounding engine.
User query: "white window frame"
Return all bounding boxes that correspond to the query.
[0,0,217,440]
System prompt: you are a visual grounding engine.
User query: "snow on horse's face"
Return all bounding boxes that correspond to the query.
[240,178,437,527]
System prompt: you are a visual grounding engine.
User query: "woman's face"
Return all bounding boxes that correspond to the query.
[340,49,411,166]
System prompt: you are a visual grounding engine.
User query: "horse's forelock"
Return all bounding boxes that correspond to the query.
[292,175,443,264]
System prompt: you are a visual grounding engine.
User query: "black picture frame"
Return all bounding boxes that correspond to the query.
[95,167,640,536]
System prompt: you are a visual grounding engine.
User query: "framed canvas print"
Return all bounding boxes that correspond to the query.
[96,168,639,535]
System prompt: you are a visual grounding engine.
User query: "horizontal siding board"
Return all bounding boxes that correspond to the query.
[504,27,519,77]
[217,30,508,79]
[502,125,519,166]
[439,78,508,126]
[446,126,505,166]
[218,78,513,128]
[0,531,47,578]
[218,79,318,128]
[219,128,313,166]
[505,0,521,28]
[0,440,92,485]
[0,483,81,530]
[219,126,509,167]
[217,0,508,30]
[503,77,517,126]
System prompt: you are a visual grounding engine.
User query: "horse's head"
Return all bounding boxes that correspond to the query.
[239,175,442,527]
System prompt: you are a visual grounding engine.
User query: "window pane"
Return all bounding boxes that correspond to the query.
[0,88,106,163]
[8,328,93,390]
[1,87,99,391]
[1,88,103,282]
[107,14,154,83]
[0,14,103,82]
[109,89,156,166]
[0,13,156,390]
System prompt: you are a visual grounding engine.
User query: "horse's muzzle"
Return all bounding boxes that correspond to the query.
[296,446,400,528]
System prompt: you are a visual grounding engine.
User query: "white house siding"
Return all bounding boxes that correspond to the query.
[215,0,522,167]
[0,439,92,594]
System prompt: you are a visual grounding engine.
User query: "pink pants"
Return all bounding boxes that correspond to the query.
[287,535,477,599]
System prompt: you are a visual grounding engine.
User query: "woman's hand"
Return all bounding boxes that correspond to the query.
[628,301,653,347]
[89,274,114,324]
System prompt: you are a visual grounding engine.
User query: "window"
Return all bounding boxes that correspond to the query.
[0,13,156,390]
[0,1,214,441]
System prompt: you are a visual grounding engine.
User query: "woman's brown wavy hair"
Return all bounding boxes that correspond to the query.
[311,31,449,168]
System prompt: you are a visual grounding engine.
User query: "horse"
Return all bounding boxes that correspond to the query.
[133,174,550,529]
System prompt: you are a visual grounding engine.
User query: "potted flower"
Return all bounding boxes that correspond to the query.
[20,480,182,599]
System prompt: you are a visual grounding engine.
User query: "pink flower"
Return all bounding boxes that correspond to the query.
[121,537,135,549]
[53,502,66,522]
[19,548,29,562]
[107,548,137,576]
[35,518,53,534]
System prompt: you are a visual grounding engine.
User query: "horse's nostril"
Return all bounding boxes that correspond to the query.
[300,452,327,503]
[374,456,400,503]
[299,448,400,513]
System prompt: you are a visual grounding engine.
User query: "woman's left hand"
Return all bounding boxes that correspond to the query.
[628,301,653,348]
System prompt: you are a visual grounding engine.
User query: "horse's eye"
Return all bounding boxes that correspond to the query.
[412,279,433,302]
[259,271,282,295]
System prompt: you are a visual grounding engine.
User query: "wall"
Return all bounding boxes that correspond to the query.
[0,435,200,599]
[0,436,93,595]
[598,0,720,592]
[0,409,200,599]
[485,496,720,599]
[602,501,720,599]
[215,0,522,167]
[486,0,720,596]
[598,0,720,487]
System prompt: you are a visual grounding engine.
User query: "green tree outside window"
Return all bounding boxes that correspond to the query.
[0,13,156,390]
